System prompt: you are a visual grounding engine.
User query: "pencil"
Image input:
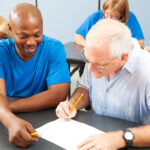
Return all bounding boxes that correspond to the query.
[30,132,37,136]
[70,93,84,113]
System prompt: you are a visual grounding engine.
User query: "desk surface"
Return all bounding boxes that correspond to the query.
[64,42,85,65]
[0,108,149,150]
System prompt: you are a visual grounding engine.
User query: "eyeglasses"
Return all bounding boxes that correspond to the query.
[80,53,110,69]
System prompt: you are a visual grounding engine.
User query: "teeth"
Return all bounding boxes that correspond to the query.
[27,48,35,50]
[29,47,35,49]
[26,48,36,52]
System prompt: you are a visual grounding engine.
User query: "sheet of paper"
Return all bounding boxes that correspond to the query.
[36,118,103,150]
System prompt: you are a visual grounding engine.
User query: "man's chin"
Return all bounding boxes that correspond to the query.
[22,50,37,60]
[92,72,104,79]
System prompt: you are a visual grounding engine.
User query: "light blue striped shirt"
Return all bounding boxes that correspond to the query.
[77,42,150,124]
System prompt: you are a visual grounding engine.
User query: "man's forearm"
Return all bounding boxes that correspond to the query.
[74,34,86,47]
[0,94,16,128]
[10,83,69,112]
[138,39,144,49]
[69,87,90,110]
[130,125,150,147]
[114,125,150,149]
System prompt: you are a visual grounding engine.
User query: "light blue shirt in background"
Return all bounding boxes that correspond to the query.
[77,40,150,124]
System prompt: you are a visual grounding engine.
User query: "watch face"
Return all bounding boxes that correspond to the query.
[125,131,134,140]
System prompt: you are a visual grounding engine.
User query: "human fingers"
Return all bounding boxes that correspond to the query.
[9,127,33,147]
[65,101,78,119]
[30,132,41,138]
[10,136,30,147]
[56,102,67,118]
[67,107,77,119]
[144,47,150,52]
[56,101,71,118]
[77,136,94,149]
[89,147,99,150]
[78,141,95,150]
[25,122,39,142]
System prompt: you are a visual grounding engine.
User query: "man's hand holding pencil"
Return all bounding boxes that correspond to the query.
[56,101,77,119]
[56,93,84,119]
[6,115,40,147]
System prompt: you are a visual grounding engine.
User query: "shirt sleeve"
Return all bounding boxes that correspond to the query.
[46,41,70,87]
[0,48,5,79]
[0,63,5,79]
[76,10,103,38]
[77,63,90,90]
[127,12,144,40]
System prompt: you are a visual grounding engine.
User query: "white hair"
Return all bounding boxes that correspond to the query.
[86,19,133,58]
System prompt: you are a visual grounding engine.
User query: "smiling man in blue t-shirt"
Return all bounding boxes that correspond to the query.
[0,3,70,148]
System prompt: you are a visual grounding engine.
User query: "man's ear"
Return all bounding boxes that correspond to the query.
[121,53,128,64]
[8,23,12,33]
[8,23,13,37]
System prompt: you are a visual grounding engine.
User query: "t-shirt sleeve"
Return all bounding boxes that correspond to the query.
[127,12,144,40]
[76,63,90,90]
[0,47,5,80]
[0,63,5,79]
[46,41,70,87]
[76,11,102,38]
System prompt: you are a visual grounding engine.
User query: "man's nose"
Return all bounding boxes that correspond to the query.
[88,63,96,72]
[26,37,36,45]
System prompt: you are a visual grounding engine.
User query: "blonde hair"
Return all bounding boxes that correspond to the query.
[103,0,129,23]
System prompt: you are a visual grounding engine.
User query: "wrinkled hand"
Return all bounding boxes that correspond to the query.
[7,116,40,147]
[77,131,125,150]
[56,101,77,119]
[144,46,150,53]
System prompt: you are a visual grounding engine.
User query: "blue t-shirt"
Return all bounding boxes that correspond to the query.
[0,35,70,98]
[76,10,144,40]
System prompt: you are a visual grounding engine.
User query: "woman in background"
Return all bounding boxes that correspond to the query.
[74,0,144,48]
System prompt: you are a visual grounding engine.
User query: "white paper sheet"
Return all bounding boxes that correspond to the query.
[36,118,103,150]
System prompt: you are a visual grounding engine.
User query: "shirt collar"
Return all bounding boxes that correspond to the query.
[123,38,142,74]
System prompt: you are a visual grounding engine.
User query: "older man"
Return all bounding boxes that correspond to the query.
[0,3,70,147]
[56,19,150,149]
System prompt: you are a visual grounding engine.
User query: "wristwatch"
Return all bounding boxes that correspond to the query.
[123,129,134,147]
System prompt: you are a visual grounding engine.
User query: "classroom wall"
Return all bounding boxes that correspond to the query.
[38,0,97,43]
[1,0,35,17]
[1,0,150,46]
[129,0,150,46]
